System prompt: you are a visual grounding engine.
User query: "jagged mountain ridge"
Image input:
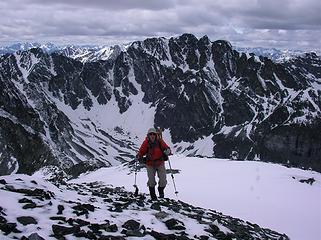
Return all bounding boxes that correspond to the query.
[0,33,320,176]
[3,42,321,64]
[0,42,127,63]
[235,47,321,62]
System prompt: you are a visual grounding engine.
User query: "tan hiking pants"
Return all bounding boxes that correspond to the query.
[146,163,167,188]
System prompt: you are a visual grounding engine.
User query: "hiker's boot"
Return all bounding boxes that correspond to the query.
[158,187,165,198]
[149,187,157,200]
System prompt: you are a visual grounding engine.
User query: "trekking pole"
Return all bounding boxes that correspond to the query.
[167,157,178,198]
[133,158,139,197]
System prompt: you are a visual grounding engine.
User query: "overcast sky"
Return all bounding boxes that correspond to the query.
[1,0,320,50]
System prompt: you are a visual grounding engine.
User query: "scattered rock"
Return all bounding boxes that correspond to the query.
[22,203,37,209]
[299,177,315,185]
[199,235,210,240]
[50,216,66,222]
[0,222,21,235]
[57,204,64,215]
[52,224,80,237]
[73,229,89,238]
[151,203,161,211]
[30,180,38,185]
[168,204,181,212]
[18,198,35,204]
[5,186,54,200]
[154,211,169,220]
[17,216,38,225]
[122,219,140,231]
[0,216,7,224]
[148,230,179,240]
[122,229,145,237]
[0,179,7,185]
[0,176,290,240]
[72,203,95,212]
[99,235,126,240]
[165,218,186,230]
[107,224,118,232]
[73,218,90,226]
[28,232,45,240]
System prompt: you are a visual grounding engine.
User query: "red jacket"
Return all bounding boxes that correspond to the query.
[137,137,170,167]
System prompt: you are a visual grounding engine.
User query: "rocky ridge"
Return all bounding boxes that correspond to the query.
[0,175,289,240]
[0,33,320,176]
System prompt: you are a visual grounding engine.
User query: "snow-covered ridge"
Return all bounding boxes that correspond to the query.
[0,157,300,240]
[0,42,130,63]
[70,155,321,240]
[0,155,319,239]
[235,46,321,62]
[2,42,320,63]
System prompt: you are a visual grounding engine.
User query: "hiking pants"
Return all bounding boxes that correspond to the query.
[146,163,167,188]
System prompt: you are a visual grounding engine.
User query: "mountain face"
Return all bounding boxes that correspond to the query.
[0,34,320,176]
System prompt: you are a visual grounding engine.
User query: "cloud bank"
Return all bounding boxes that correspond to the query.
[1,0,320,50]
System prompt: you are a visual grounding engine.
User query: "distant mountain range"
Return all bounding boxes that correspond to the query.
[0,34,320,177]
[1,42,320,63]
[0,42,128,63]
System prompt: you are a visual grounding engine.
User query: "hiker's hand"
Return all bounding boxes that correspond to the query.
[135,155,140,162]
[163,148,171,156]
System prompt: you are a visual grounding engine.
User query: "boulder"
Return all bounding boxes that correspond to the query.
[122,219,140,231]
[165,218,186,230]
[17,216,38,225]
[52,224,80,237]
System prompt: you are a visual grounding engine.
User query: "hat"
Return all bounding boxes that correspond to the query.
[147,128,157,135]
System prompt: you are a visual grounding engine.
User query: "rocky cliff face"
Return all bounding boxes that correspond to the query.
[0,34,320,175]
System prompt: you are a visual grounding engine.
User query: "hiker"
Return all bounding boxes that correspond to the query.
[136,127,171,200]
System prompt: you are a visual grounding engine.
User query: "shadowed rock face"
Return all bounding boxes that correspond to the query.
[0,33,320,175]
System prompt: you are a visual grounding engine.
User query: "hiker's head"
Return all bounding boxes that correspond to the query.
[147,128,157,142]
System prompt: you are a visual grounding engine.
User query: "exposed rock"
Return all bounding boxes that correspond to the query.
[154,211,169,220]
[18,198,34,204]
[57,204,64,215]
[0,172,290,240]
[299,177,315,185]
[22,203,37,209]
[151,202,161,211]
[17,216,37,225]
[52,224,80,237]
[4,186,54,200]
[27,232,46,240]
[49,216,66,222]
[122,219,140,231]
[0,222,21,235]
[0,179,7,184]
[165,218,186,230]
[0,216,7,224]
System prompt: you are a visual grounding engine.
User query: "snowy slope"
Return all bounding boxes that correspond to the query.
[70,155,321,240]
[0,166,290,240]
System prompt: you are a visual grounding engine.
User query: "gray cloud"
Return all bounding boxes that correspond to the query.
[1,0,320,50]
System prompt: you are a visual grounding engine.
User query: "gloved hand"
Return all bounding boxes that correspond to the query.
[163,148,171,156]
[135,155,146,164]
